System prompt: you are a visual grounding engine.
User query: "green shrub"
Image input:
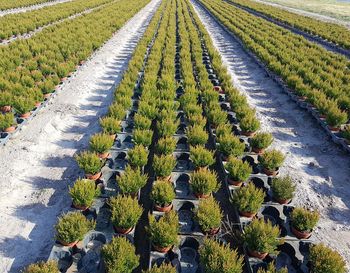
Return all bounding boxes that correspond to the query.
[23,261,60,273]
[89,133,114,154]
[291,207,319,232]
[138,101,157,120]
[133,129,153,147]
[0,112,15,131]
[134,113,152,130]
[225,157,252,182]
[218,134,245,158]
[69,179,100,208]
[243,218,282,254]
[101,237,139,273]
[128,145,149,168]
[341,125,350,142]
[75,151,103,175]
[195,197,222,233]
[199,238,243,273]
[240,114,260,133]
[235,105,255,121]
[325,106,348,128]
[233,182,265,214]
[147,211,179,249]
[215,123,233,138]
[271,175,296,201]
[109,195,143,230]
[144,264,176,273]
[118,165,148,195]
[156,137,177,155]
[100,117,121,135]
[190,145,215,169]
[108,103,126,120]
[257,263,288,273]
[151,180,175,207]
[186,125,208,146]
[157,118,179,137]
[187,114,207,128]
[251,132,273,151]
[190,168,219,196]
[153,154,176,178]
[207,108,227,127]
[0,92,13,107]
[309,244,346,273]
[55,212,95,244]
[13,96,34,115]
[259,149,285,171]
[115,95,132,109]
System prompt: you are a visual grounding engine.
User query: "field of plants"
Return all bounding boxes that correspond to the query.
[0,0,350,272]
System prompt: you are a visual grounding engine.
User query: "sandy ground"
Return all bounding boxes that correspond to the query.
[253,0,350,28]
[0,0,72,17]
[192,0,350,270]
[0,0,160,271]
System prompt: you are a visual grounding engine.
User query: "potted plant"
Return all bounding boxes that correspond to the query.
[232,182,265,218]
[89,133,114,159]
[75,151,104,180]
[156,137,177,155]
[151,180,176,212]
[187,114,207,128]
[186,125,208,146]
[0,92,13,113]
[240,114,260,136]
[259,149,285,176]
[309,243,346,273]
[243,218,282,259]
[134,113,152,130]
[147,211,179,253]
[207,108,227,128]
[325,106,348,131]
[194,197,222,235]
[271,175,296,204]
[101,237,139,273]
[108,103,126,120]
[215,122,233,138]
[250,132,273,154]
[118,165,148,196]
[225,157,252,186]
[55,212,95,247]
[23,261,60,273]
[109,195,143,234]
[190,145,215,169]
[69,178,100,210]
[218,134,245,160]
[133,129,153,147]
[128,144,149,169]
[290,207,319,239]
[100,116,121,139]
[257,263,288,273]
[13,96,35,118]
[190,168,219,198]
[341,125,350,144]
[199,238,243,272]
[0,112,15,132]
[153,154,176,180]
[157,118,179,137]
[144,264,176,273]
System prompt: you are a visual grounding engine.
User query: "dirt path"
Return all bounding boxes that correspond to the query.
[191,0,350,269]
[0,0,72,17]
[0,0,160,271]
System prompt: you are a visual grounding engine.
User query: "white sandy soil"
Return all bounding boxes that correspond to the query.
[0,0,160,271]
[192,0,350,270]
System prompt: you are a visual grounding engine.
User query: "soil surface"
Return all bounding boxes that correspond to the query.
[0,0,160,271]
[191,0,350,270]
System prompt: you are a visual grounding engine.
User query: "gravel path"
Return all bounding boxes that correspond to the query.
[191,0,350,269]
[0,0,160,271]
[0,0,72,17]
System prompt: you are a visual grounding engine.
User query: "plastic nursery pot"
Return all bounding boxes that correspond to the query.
[85,172,102,181]
[252,147,264,155]
[59,240,79,247]
[275,198,291,205]
[113,226,134,235]
[20,112,31,119]
[61,77,68,82]
[1,106,11,113]
[109,134,117,140]
[291,226,311,239]
[203,227,220,236]
[247,249,268,260]
[44,93,52,99]
[154,203,173,213]
[72,203,89,211]
[194,192,210,199]
[98,152,110,159]
[227,177,243,187]
[153,244,172,253]
[79,60,85,66]
[35,102,42,107]
[263,167,278,176]
[157,175,172,182]
[4,126,16,133]
[239,211,256,218]
[328,126,340,132]
[241,131,256,137]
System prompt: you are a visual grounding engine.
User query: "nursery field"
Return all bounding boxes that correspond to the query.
[0,0,350,272]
